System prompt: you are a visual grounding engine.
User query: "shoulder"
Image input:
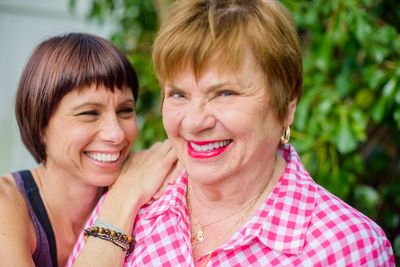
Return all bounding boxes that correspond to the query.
[0,173,32,213]
[307,185,394,264]
[0,172,33,227]
[0,173,36,254]
[313,185,383,235]
[0,173,22,203]
[281,146,394,263]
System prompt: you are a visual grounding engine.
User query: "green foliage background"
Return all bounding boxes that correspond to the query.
[71,0,400,261]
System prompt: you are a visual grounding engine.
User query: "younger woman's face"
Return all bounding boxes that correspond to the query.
[43,84,137,186]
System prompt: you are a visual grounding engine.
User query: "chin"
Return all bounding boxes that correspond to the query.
[89,172,119,187]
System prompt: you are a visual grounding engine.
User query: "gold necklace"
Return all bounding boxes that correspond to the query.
[187,154,278,248]
[187,191,261,247]
[192,191,265,267]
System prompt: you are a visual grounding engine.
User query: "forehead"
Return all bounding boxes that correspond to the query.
[57,84,133,107]
[167,47,261,85]
[171,49,264,83]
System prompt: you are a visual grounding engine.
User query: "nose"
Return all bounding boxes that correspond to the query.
[99,115,125,144]
[182,101,216,134]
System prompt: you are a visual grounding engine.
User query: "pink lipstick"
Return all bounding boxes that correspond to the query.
[187,140,231,159]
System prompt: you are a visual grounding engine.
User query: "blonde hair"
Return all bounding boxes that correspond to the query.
[153,0,302,122]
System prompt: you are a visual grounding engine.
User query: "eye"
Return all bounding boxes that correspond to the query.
[216,90,237,97]
[118,107,135,118]
[118,107,134,113]
[77,110,98,116]
[168,89,186,99]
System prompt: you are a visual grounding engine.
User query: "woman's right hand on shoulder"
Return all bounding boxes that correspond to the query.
[72,141,179,267]
[110,139,179,207]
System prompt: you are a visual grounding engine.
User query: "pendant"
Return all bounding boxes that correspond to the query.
[191,230,205,246]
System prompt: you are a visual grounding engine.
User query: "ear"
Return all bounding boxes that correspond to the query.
[284,98,297,127]
[41,130,47,145]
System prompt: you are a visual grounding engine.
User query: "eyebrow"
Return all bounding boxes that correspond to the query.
[167,82,232,92]
[71,99,135,110]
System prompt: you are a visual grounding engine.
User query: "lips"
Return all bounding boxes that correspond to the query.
[187,140,232,159]
[85,152,121,163]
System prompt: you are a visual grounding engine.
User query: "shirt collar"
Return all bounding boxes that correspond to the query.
[227,144,317,255]
[138,169,188,220]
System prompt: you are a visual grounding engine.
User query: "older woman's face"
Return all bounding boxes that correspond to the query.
[162,51,285,185]
[43,84,137,186]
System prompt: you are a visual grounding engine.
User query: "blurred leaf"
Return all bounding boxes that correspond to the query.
[394,235,400,258]
[354,89,374,109]
[336,107,357,154]
[371,98,387,122]
[382,78,397,98]
[335,73,352,97]
[354,185,380,218]
[354,13,372,44]
[394,109,400,132]
[364,67,386,90]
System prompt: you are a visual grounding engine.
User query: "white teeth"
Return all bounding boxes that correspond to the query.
[190,140,231,152]
[86,152,120,163]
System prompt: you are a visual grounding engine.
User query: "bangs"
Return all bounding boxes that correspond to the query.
[47,34,138,99]
[153,1,252,84]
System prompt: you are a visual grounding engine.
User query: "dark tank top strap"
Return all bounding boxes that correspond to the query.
[20,170,58,267]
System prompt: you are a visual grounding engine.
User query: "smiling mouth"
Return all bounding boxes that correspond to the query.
[85,152,121,163]
[190,140,232,152]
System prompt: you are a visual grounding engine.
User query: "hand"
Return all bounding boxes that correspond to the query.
[109,140,178,207]
[152,159,184,201]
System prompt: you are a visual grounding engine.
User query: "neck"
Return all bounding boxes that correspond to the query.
[31,165,104,266]
[187,153,284,231]
[188,154,285,260]
[188,153,279,209]
[32,166,103,236]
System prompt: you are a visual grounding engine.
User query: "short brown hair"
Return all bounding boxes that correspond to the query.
[153,0,302,122]
[15,32,139,163]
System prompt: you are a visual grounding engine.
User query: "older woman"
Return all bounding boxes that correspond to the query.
[68,0,394,266]
[0,33,176,266]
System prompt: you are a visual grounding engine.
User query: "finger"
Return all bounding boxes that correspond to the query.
[151,155,179,199]
[157,152,178,185]
[167,162,179,184]
[142,140,172,165]
[153,139,173,156]
[168,160,184,184]
[147,141,164,152]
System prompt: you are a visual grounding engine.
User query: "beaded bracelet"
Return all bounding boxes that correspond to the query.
[84,225,136,255]
[94,219,123,233]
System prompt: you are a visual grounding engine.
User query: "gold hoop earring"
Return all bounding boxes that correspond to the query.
[280,126,290,144]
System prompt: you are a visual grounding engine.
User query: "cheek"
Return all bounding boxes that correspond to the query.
[47,128,87,157]
[258,114,282,143]
[48,123,83,145]
[67,127,95,146]
[162,106,182,137]
[125,119,138,144]
[230,108,274,138]
[218,108,251,134]
[162,114,177,137]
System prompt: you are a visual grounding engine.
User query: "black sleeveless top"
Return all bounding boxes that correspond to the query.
[12,170,58,267]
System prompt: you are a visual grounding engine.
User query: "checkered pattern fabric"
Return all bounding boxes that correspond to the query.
[67,144,394,266]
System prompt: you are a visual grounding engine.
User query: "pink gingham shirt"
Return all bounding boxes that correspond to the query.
[67,144,394,266]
